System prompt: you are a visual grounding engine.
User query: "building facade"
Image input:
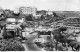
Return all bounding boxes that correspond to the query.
[19,7,37,16]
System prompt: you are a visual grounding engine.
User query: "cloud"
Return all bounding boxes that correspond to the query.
[0,0,80,11]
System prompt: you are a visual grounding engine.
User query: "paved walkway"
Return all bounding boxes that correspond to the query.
[22,42,43,51]
[22,32,43,51]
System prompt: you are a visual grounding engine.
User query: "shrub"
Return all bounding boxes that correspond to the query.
[0,39,25,51]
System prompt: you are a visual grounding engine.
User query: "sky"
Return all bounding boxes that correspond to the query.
[0,0,80,11]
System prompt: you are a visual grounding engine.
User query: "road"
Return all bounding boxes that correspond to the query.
[22,32,43,51]
[21,32,66,51]
[22,43,43,51]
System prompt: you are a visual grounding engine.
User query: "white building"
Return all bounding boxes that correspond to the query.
[6,18,16,23]
[14,7,19,14]
[46,11,53,15]
[34,38,47,43]
[17,17,25,23]
[34,15,41,19]
[6,24,18,29]
[19,7,37,16]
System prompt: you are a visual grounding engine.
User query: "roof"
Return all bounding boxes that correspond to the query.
[6,15,22,19]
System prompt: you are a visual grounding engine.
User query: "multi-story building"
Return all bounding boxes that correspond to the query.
[19,7,37,16]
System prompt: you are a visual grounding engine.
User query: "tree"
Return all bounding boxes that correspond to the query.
[25,14,33,21]
[0,39,25,51]
[53,12,58,17]
[13,13,20,16]
[59,27,67,32]
[40,15,45,21]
